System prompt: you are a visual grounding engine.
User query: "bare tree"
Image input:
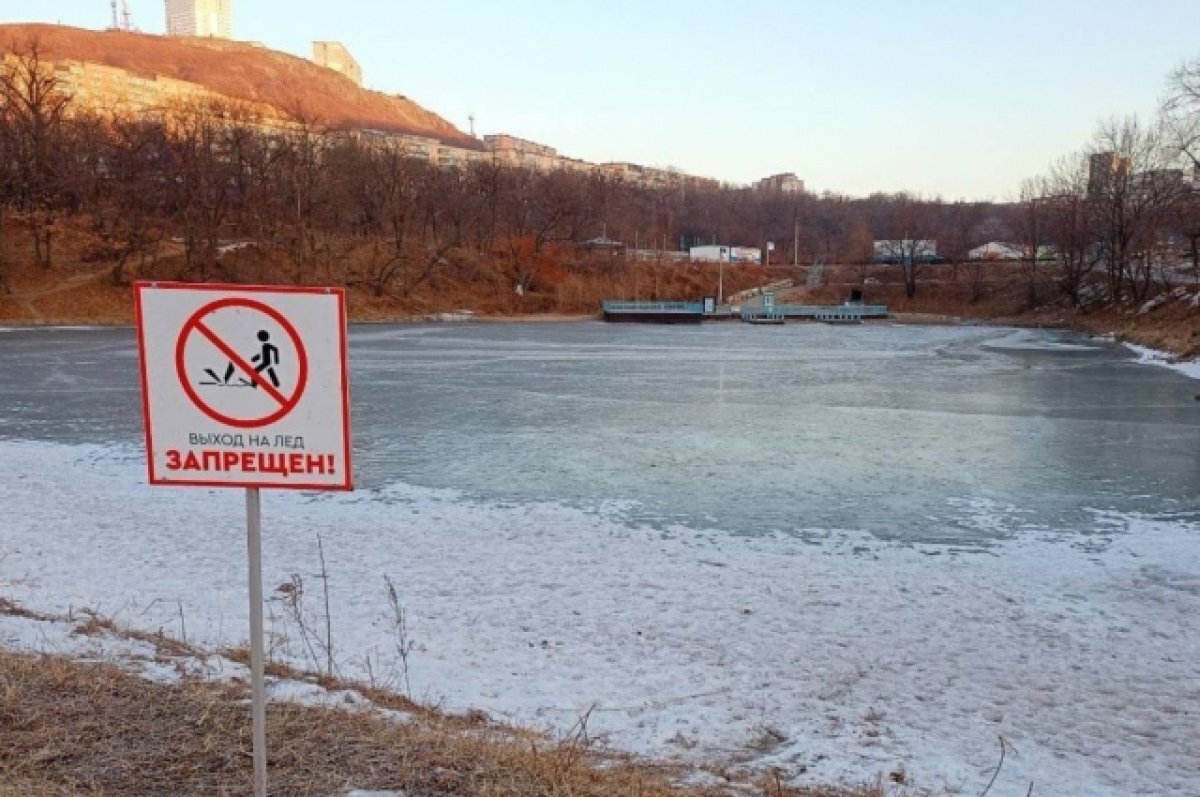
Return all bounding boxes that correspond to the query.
[1041,154,1100,306]
[1014,177,1051,308]
[875,194,938,298]
[1088,116,1189,302]
[1165,55,1200,170]
[102,116,171,284]
[0,40,73,268]
[1165,56,1200,280]
[939,201,987,281]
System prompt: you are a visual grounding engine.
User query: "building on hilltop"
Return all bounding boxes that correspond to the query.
[968,242,1025,261]
[1129,168,1188,199]
[483,134,557,158]
[480,134,588,173]
[49,60,225,117]
[312,41,362,87]
[755,172,805,194]
[873,240,938,264]
[164,0,232,39]
[690,245,763,264]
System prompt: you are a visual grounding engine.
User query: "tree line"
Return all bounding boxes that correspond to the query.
[1,40,1198,308]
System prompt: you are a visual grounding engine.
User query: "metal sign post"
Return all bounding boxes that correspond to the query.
[134,283,353,797]
[246,487,267,797]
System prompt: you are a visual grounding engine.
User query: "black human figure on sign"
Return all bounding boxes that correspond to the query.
[250,330,281,389]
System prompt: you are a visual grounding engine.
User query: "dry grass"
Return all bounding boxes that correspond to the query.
[0,649,886,797]
[0,600,896,796]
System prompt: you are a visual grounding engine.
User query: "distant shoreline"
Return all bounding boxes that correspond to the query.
[0,312,599,330]
[5,311,1199,371]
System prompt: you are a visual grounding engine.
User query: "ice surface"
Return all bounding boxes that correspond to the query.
[980,329,1101,352]
[1,440,1197,796]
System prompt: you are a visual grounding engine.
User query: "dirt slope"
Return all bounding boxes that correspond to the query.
[0,23,478,147]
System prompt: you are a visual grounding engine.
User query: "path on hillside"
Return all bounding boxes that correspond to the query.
[3,268,109,322]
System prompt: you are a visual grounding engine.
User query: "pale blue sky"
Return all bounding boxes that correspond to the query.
[12,0,1200,198]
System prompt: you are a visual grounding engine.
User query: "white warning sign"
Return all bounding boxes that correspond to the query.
[134,282,352,490]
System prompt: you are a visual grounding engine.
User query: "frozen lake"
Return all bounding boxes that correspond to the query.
[1,322,1198,795]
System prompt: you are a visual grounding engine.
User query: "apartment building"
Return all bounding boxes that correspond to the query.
[164,0,232,39]
[312,41,362,87]
[600,161,715,190]
[46,49,717,189]
[482,134,563,170]
[755,172,805,194]
[51,60,219,115]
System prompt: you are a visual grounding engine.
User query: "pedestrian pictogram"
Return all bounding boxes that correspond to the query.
[252,330,281,388]
[175,297,310,429]
[200,330,281,388]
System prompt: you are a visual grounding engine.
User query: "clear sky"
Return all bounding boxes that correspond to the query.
[11,0,1200,199]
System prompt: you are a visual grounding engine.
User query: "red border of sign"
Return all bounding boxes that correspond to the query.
[175,297,310,428]
[134,281,354,491]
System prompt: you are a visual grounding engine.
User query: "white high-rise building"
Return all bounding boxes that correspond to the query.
[164,0,232,39]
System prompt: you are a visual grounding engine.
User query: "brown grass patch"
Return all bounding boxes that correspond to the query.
[0,216,767,325]
[0,650,889,797]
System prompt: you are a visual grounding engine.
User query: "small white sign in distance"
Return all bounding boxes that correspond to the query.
[134,282,353,490]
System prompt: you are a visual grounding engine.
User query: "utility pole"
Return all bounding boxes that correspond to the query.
[793,210,800,267]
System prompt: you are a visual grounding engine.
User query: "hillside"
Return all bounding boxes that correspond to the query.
[0,23,479,147]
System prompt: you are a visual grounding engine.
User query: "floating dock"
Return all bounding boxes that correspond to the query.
[602,301,705,323]
[743,312,786,325]
[602,300,888,324]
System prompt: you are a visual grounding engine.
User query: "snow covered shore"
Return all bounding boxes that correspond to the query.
[1,440,1197,796]
[1125,341,1200,381]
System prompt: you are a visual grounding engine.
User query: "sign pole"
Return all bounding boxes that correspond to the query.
[245,486,268,797]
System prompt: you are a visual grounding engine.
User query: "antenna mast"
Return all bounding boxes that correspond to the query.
[121,0,132,30]
[469,114,476,138]
[110,0,119,29]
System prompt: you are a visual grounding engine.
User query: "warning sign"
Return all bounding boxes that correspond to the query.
[135,282,352,490]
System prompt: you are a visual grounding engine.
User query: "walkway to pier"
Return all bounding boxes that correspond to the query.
[601,300,888,323]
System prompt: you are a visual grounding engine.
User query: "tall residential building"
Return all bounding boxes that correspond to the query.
[312,42,363,87]
[755,172,805,194]
[164,0,232,39]
[1087,151,1130,198]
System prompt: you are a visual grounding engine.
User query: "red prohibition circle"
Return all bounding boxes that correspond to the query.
[175,297,309,429]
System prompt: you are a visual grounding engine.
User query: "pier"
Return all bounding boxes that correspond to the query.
[602,300,888,324]
[601,300,706,323]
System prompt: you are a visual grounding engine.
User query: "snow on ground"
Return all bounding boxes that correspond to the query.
[1,441,1198,796]
[0,604,412,718]
[0,607,247,683]
[1125,342,1200,381]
